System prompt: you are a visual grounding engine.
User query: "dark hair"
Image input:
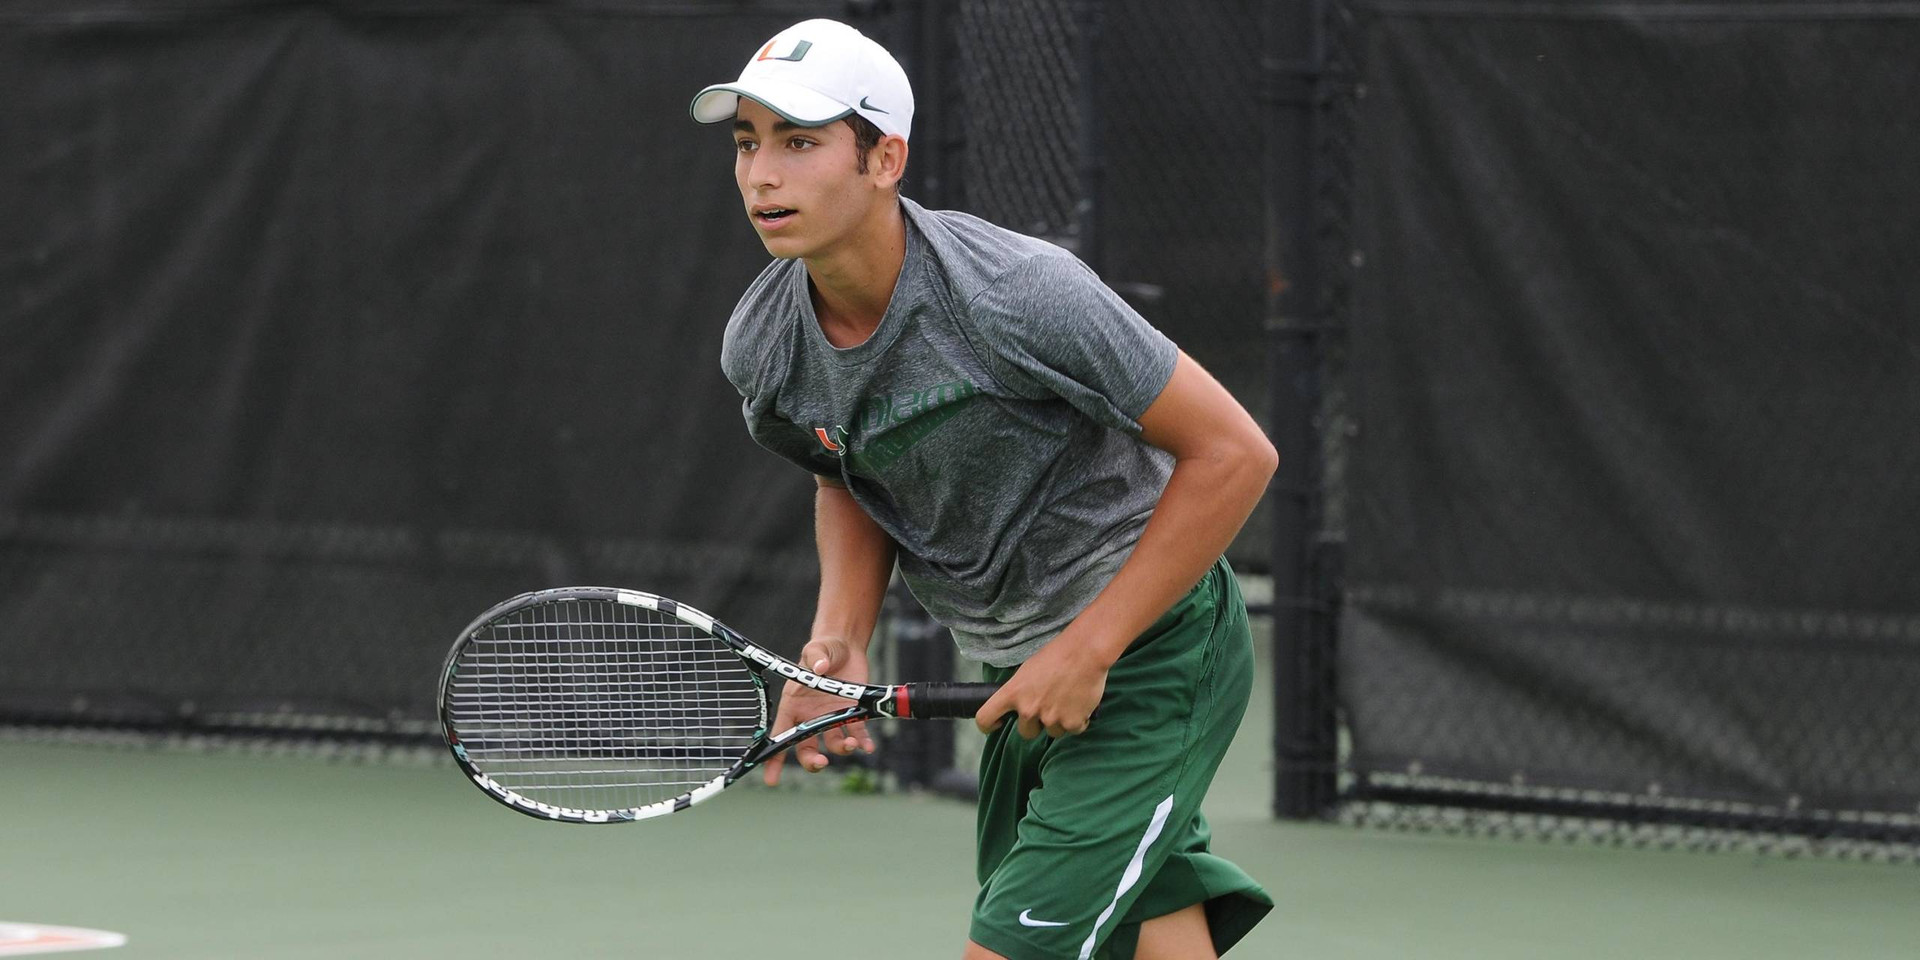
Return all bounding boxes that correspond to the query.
[842,113,899,188]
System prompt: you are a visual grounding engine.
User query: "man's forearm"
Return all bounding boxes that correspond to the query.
[1048,353,1278,668]
[812,478,897,652]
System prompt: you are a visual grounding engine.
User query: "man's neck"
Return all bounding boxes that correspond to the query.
[805,200,907,349]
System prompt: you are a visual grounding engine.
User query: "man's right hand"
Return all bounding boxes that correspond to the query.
[760,636,876,786]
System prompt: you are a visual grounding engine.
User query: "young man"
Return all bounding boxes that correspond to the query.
[691,19,1276,960]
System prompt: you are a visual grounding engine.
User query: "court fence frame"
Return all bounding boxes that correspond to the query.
[1260,0,1920,859]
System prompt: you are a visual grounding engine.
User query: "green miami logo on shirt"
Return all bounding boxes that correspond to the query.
[813,379,980,470]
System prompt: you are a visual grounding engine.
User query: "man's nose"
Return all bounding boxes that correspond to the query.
[747,150,781,190]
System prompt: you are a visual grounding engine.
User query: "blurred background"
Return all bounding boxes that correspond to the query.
[3,0,1918,956]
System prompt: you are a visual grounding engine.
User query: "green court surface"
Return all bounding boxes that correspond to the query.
[4,637,1918,960]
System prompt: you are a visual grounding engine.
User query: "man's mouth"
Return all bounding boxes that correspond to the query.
[754,207,797,226]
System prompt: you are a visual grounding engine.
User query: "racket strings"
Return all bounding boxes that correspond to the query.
[445,599,762,811]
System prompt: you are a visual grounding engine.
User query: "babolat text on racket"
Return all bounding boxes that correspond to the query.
[438,586,998,823]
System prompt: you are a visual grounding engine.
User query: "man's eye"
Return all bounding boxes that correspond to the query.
[734,140,756,152]
[789,138,815,149]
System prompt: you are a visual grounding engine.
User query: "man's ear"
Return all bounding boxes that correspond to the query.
[874,135,909,189]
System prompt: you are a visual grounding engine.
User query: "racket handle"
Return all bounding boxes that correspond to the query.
[900,682,999,719]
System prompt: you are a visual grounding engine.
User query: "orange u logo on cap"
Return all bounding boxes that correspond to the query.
[755,39,813,62]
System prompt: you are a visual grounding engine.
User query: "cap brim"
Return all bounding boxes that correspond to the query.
[689,81,854,127]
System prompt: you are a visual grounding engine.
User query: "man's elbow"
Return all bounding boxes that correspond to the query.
[1223,430,1279,490]
[1188,431,1278,494]
[1240,438,1279,511]
[1246,433,1279,483]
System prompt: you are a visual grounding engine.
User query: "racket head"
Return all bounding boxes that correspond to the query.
[438,587,770,823]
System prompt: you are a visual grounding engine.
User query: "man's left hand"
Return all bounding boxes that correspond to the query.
[974,635,1110,739]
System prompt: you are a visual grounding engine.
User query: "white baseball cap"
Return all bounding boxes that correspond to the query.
[690,19,914,142]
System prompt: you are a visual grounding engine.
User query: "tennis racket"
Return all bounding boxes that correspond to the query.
[438,586,998,824]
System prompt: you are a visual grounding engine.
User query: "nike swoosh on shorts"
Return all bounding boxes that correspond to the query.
[1018,909,1069,928]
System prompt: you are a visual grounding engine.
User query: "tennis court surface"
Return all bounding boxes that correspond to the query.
[5,632,1915,959]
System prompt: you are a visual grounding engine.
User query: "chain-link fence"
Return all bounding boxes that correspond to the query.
[1295,0,1920,860]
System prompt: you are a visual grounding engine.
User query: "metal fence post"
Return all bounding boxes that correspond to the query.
[1265,0,1340,820]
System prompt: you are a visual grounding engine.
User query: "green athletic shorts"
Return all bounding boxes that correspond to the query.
[970,556,1273,960]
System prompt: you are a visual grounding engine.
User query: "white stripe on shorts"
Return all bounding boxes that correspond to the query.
[1078,793,1176,960]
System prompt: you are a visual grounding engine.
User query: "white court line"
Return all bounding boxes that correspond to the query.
[0,923,127,955]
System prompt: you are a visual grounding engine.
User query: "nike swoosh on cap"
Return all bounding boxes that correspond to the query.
[859,95,889,114]
[1018,909,1069,928]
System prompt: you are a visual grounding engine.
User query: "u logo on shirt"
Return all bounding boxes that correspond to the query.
[814,425,849,456]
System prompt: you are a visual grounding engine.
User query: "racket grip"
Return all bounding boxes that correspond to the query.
[901,682,999,719]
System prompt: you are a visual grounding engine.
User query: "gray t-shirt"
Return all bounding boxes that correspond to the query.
[720,198,1177,667]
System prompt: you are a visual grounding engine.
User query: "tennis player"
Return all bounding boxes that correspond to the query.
[692,19,1275,960]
